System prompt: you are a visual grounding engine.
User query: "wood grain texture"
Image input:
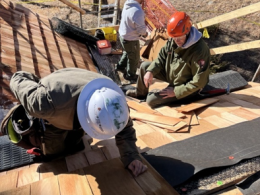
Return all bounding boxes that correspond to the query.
[31,176,60,195]
[17,166,40,187]
[85,148,107,165]
[66,152,89,172]
[84,158,146,195]
[134,156,180,195]
[0,171,18,192]
[39,158,68,180]
[197,2,260,29]
[144,121,187,132]
[139,131,173,149]
[134,123,155,136]
[155,106,185,118]
[131,112,182,126]
[58,169,93,195]
[0,185,30,195]
[127,100,157,114]
[204,115,234,128]
[176,98,219,113]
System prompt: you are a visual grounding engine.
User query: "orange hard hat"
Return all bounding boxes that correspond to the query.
[167,12,192,38]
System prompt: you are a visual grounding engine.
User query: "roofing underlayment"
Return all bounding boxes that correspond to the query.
[1,0,260,194]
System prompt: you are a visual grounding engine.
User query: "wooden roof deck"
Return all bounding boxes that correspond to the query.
[1,81,260,194]
[1,0,260,194]
[0,0,97,106]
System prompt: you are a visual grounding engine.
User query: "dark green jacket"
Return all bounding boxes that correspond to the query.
[10,68,141,167]
[147,38,210,99]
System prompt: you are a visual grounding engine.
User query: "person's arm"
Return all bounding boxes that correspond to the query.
[174,49,211,99]
[115,117,147,176]
[10,71,54,118]
[133,9,147,37]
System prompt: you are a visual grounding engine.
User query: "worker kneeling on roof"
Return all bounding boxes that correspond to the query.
[126,11,211,108]
[0,68,147,177]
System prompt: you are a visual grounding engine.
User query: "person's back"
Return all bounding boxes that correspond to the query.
[10,68,107,130]
[119,0,146,41]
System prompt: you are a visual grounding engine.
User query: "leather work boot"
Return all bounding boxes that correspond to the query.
[126,89,146,99]
[123,74,138,84]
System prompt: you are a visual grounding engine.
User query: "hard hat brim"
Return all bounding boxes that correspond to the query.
[77,78,125,140]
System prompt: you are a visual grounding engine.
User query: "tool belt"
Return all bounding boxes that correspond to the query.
[1,104,46,154]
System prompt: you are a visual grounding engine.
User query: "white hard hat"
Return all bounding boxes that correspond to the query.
[77,78,129,140]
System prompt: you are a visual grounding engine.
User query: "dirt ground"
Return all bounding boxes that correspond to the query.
[11,0,260,82]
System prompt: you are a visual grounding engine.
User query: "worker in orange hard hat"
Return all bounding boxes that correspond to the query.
[167,11,192,47]
[126,11,211,108]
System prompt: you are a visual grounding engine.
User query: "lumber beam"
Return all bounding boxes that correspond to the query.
[210,40,260,55]
[196,2,260,29]
[58,0,86,14]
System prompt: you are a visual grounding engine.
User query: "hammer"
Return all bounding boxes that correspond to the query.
[200,83,230,96]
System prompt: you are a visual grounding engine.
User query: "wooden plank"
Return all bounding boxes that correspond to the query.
[127,100,157,114]
[40,25,65,70]
[135,138,150,153]
[229,108,260,120]
[17,165,40,187]
[78,45,98,72]
[147,123,178,141]
[210,40,260,55]
[190,111,199,126]
[196,2,260,29]
[134,123,155,136]
[58,0,86,14]
[27,21,52,77]
[84,158,146,195]
[191,119,218,135]
[134,156,179,195]
[85,148,107,165]
[209,101,241,113]
[155,106,185,118]
[0,171,18,192]
[0,185,30,195]
[0,172,6,176]
[65,152,89,172]
[220,112,247,124]
[144,121,187,132]
[39,158,68,180]
[58,169,93,195]
[204,115,234,128]
[232,99,260,115]
[130,112,182,126]
[177,98,219,113]
[138,131,173,149]
[31,176,60,195]
[6,165,30,174]
[90,138,120,160]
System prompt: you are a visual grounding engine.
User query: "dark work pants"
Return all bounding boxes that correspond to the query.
[137,61,198,108]
[118,36,140,77]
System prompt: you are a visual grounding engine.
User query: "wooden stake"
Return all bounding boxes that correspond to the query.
[210,40,260,55]
[196,2,260,29]
[58,0,86,15]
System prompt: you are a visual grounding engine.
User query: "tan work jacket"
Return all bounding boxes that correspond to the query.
[10,68,141,167]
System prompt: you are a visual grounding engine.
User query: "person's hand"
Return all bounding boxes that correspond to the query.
[159,87,175,99]
[143,71,153,88]
[128,160,148,177]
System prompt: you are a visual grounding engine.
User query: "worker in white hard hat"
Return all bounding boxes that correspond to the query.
[0,68,147,176]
